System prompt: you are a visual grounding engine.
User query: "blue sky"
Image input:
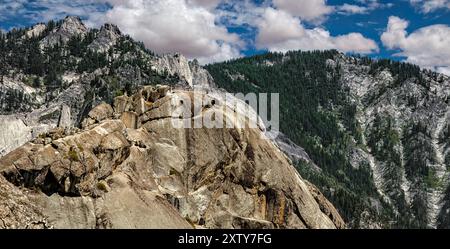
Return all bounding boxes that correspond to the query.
[1,0,449,74]
[326,0,450,60]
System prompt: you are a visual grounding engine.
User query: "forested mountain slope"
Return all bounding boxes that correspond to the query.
[206,50,450,228]
[0,16,212,156]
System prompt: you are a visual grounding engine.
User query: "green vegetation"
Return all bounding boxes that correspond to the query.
[115,89,124,97]
[366,114,414,227]
[39,110,60,122]
[76,143,84,152]
[97,180,110,192]
[206,50,436,228]
[0,19,180,106]
[67,149,80,162]
[425,168,441,189]
[206,50,381,225]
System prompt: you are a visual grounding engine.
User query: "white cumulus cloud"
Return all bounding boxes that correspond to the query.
[256,8,379,54]
[381,16,450,75]
[11,0,242,64]
[410,0,450,13]
[273,0,333,23]
[92,0,243,64]
[187,0,222,10]
[0,0,29,21]
[336,1,393,15]
[337,4,369,15]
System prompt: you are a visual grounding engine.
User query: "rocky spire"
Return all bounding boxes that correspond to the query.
[40,16,88,47]
[25,23,47,38]
[88,23,122,53]
[151,53,216,88]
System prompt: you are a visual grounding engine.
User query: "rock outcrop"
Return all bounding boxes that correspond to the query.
[0,17,217,157]
[88,24,121,53]
[0,176,50,229]
[25,23,47,38]
[0,82,87,157]
[0,85,344,229]
[0,116,33,157]
[151,54,215,88]
[40,16,88,48]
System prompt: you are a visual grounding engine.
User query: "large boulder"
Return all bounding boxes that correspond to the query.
[0,85,344,229]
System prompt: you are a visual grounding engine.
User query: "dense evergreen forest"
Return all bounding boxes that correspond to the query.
[0,19,178,101]
[206,50,435,227]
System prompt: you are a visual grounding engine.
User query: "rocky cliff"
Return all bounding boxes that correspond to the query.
[0,85,344,229]
[337,55,450,228]
[40,16,88,48]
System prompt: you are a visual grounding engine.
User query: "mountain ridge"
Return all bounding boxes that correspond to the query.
[0,16,213,156]
[206,50,450,228]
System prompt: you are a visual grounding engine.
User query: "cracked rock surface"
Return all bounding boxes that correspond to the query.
[0,85,344,229]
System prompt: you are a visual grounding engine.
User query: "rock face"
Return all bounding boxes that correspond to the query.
[273,133,322,173]
[0,116,32,162]
[25,23,47,38]
[0,85,344,229]
[0,75,45,114]
[335,54,450,228]
[41,16,88,47]
[58,105,71,129]
[0,176,50,229]
[152,54,215,88]
[88,24,121,53]
[0,82,87,157]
